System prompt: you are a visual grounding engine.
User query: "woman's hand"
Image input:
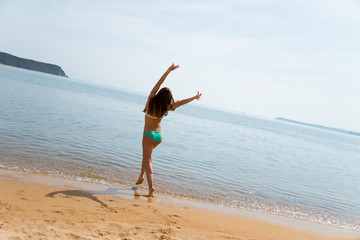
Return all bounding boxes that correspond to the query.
[167,63,179,72]
[195,91,202,100]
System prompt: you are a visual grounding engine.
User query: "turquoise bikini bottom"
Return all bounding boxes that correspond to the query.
[143,131,163,143]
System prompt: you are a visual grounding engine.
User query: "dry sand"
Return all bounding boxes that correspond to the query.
[0,170,359,240]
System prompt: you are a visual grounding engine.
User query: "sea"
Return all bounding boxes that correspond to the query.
[1,64,359,232]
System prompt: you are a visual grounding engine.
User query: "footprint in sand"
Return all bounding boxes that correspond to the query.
[44,219,56,223]
[52,210,64,215]
[66,233,82,239]
[167,215,181,224]
[106,207,118,213]
[159,234,171,240]
[159,228,173,234]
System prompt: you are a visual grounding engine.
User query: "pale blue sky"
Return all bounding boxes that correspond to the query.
[1,0,359,131]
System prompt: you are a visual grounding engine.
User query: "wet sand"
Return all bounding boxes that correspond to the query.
[0,169,358,240]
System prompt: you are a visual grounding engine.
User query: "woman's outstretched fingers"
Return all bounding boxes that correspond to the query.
[168,63,179,72]
[196,91,202,100]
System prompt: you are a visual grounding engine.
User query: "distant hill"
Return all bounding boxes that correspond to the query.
[276,117,360,137]
[0,52,67,77]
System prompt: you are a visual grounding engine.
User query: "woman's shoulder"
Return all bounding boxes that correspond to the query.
[168,104,176,111]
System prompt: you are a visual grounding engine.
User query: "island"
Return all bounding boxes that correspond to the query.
[0,52,67,77]
[276,117,360,137]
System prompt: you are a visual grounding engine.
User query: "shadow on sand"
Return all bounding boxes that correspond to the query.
[46,187,150,207]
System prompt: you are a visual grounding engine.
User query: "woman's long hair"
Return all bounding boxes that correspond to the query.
[144,87,174,118]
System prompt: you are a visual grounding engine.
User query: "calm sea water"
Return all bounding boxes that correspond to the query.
[1,65,359,231]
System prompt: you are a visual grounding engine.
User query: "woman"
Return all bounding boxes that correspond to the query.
[136,63,202,197]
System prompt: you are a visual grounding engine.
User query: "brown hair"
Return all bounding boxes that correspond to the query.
[144,87,175,118]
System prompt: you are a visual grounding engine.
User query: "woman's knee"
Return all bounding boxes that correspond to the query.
[143,160,153,174]
[142,155,152,163]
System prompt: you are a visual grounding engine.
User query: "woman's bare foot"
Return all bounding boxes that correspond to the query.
[148,188,155,198]
[135,177,144,185]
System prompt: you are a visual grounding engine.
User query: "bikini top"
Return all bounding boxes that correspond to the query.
[145,111,163,120]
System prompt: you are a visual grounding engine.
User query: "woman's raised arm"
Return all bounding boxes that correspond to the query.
[148,63,179,100]
[171,91,202,110]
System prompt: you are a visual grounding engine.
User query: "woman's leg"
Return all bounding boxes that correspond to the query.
[136,172,144,185]
[136,136,156,197]
[136,160,146,185]
[143,136,155,197]
[136,135,162,185]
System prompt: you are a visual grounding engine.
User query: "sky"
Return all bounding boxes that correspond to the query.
[0,0,359,132]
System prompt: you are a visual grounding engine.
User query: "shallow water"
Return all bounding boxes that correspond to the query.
[1,65,359,231]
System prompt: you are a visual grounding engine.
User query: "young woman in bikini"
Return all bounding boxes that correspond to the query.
[135,63,202,197]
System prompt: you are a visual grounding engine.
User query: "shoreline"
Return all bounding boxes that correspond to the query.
[0,169,358,240]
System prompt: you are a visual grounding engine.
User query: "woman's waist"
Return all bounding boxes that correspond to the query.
[143,126,162,133]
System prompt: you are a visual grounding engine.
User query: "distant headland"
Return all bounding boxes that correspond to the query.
[276,117,360,137]
[0,52,67,77]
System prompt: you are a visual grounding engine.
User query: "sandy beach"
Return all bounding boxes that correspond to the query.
[0,170,358,240]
